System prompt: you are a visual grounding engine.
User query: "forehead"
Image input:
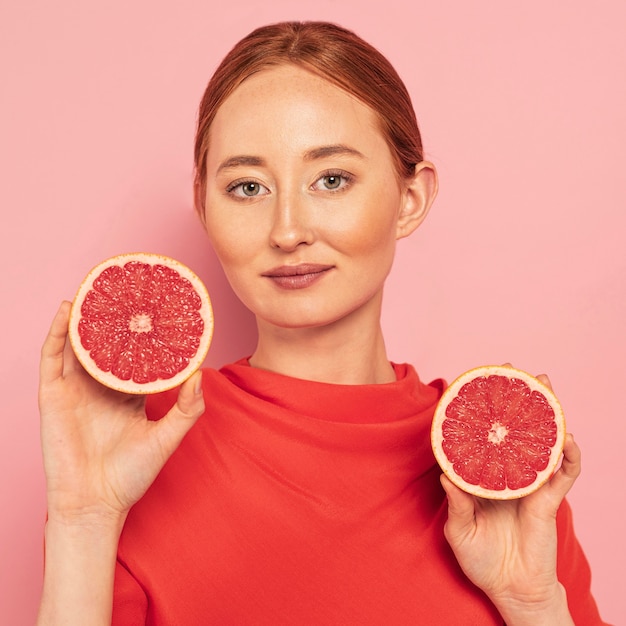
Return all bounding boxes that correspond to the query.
[207,64,389,161]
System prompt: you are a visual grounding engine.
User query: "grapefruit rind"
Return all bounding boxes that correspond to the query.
[431,365,566,500]
[68,252,213,395]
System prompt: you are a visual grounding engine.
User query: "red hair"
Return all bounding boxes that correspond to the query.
[194,21,424,213]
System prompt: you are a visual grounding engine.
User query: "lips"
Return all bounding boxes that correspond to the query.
[262,264,334,289]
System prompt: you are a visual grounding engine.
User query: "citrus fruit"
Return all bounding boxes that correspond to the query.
[431,365,566,499]
[68,253,213,394]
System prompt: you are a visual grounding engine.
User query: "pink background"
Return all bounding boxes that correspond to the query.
[1,1,624,623]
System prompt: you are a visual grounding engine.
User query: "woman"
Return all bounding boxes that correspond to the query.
[37,21,607,625]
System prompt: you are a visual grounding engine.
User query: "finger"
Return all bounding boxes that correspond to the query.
[500,364,554,392]
[153,370,205,460]
[61,324,84,376]
[547,433,581,500]
[440,474,477,542]
[39,301,72,384]
[535,373,553,391]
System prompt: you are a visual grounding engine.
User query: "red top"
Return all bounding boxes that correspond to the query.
[112,360,607,624]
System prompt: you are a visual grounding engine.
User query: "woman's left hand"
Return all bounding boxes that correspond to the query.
[441,373,581,626]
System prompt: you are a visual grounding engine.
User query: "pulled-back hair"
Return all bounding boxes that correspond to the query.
[194,21,424,212]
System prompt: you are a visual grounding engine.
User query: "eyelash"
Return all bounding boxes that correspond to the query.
[224,169,355,200]
[225,178,269,198]
[312,169,354,193]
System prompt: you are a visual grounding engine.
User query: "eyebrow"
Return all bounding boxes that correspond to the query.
[217,155,266,172]
[303,144,365,161]
[216,144,365,173]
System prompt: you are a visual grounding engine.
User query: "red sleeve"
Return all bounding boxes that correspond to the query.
[112,558,147,625]
[556,499,611,625]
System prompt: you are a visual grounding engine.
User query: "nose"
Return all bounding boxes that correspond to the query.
[268,190,314,251]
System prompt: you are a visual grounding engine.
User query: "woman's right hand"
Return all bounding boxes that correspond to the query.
[39,301,206,527]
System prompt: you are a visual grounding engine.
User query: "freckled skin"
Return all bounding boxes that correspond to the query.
[202,64,410,331]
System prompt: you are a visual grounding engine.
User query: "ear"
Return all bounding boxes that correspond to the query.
[193,179,207,227]
[396,161,438,240]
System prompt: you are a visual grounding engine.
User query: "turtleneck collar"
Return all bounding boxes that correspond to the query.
[219,358,444,425]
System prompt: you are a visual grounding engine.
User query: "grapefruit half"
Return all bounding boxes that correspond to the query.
[431,365,566,499]
[68,253,213,394]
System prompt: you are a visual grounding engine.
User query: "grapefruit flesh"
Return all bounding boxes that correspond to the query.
[69,253,213,394]
[431,365,566,499]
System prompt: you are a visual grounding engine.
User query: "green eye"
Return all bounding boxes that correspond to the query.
[323,175,342,189]
[242,182,261,196]
[313,171,353,192]
[226,179,270,199]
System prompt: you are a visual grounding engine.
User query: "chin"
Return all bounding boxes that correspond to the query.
[251,291,381,332]
[262,306,371,332]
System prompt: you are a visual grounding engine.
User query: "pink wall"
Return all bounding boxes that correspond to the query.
[1,1,623,623]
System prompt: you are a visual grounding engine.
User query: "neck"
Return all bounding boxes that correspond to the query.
[249,293,395,385]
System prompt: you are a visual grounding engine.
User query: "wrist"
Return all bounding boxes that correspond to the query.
[38,512,124,625]
[45,510,126,539]
[45,495,129,532]
[492,583,574,626]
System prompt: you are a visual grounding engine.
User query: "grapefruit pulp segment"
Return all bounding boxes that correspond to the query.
[431,365,566,499]
[68,253,213,394]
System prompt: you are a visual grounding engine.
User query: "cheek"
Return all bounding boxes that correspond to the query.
[204,223,257,304]
[330,200,400,257]
[204,210,255,264]
[204,228,245,282]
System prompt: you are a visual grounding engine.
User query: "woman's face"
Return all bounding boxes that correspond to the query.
[202,64,420,331]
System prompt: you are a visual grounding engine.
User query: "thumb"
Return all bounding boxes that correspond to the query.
[440,473,477,542]
[154,370,205,460]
